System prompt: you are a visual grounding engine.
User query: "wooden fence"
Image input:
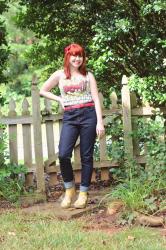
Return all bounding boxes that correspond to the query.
[0,75,165,193]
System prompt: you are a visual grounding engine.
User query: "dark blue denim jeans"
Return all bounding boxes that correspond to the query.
[58,106,97,191]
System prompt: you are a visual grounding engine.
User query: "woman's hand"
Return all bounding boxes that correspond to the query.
[56,96,64,109]
[58,97,64,109]
[96,122,105,139]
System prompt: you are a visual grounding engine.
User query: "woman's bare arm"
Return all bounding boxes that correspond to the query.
[39,70,64,107]
[88,72,105,138]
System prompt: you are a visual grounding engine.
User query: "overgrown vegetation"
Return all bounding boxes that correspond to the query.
[105,114,166,224]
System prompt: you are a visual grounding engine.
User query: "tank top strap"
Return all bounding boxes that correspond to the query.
[86,71,90,83]
[58,70,66,87]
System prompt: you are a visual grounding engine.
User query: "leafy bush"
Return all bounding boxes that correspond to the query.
[0,163,28,202]
[128,75,166,106]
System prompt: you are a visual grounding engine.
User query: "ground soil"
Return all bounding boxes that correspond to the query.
[81,208,166,237]
[81,208,125,235]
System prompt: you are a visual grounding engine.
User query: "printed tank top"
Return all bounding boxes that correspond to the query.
[59,72,93,106]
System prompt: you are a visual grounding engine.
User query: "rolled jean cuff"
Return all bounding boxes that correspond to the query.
[80,185,89,192]
[64,181,74,189]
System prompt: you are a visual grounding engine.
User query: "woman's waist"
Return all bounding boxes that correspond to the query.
[64,101,95,111]
[62,94,93,106]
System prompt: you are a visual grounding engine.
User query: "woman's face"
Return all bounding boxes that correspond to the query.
[69,54,83,69]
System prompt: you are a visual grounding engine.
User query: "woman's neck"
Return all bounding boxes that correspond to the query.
[70,67,81,76]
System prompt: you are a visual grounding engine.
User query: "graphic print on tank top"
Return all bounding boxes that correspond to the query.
[59,73,93,106]
[63,78,87,95]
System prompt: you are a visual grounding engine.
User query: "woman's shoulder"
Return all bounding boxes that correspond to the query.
[48,69,65,84]
[52,69,64,78]
[86,70,95,79]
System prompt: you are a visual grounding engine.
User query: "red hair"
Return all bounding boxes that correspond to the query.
[64,43,87,79]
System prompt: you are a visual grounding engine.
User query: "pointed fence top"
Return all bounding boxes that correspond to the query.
[22,98,30,115]
[32,74,38,86]
[109,91,118,109]
[121,75,128,85]
[8,98,17,117]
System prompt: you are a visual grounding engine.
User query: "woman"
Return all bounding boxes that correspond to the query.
[40,43,105,209]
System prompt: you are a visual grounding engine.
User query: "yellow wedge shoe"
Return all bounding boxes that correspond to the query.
[60,187,76,209]
[74,191,88,209]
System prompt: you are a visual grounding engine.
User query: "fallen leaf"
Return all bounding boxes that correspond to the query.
[127,235,135,241]
[99,209,104,214]
[8,232,16,236]
[102,240,106,245]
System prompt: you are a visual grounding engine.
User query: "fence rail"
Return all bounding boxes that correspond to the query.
[0,75,165,192]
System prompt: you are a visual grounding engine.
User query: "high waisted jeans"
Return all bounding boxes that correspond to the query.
[58,106,97,192]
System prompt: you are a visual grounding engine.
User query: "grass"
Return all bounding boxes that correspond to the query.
[105,176,166,214]
[0,210,165,250]
[108,180,153,211]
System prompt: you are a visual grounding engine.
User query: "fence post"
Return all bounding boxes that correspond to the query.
[44,98,57,186]
[8,99,18,165]
[22,98,33,187]
[130,92,140,157]
[31,75,45,193]
[121,75,134,160]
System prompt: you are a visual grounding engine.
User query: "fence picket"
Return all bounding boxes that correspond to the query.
[8,99,18,164]
[110,91,118,109]
[121,75,134,159]
[46,121,57,186]
[22,98,33,187]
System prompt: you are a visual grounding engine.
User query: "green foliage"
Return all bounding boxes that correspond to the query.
[0,163,28,202]
[0,0,10,84]
[88,0,166,97]
[128,75,166,106]
[1,1,44,107]
[134,115,166,182]
[110,179,154,212]
[15,0,166,105]
[1,1,165,106]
